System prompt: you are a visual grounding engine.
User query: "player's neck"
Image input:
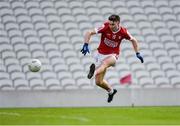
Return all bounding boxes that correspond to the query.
[112,26,119,32]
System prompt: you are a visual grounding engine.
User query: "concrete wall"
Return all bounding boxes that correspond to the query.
[1,87,180,108]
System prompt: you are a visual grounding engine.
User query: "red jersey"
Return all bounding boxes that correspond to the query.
[95,22,132,55]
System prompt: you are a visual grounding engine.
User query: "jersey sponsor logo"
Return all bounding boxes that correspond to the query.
[104,38,118,48]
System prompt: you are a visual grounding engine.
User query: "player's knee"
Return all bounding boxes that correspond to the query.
[95,80,103,86]
[95,77,103,86]
[101,61,108,68]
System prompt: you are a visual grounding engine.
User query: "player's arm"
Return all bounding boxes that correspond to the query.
[81,29,96,56]
[129,36,139,53]
[129,36,144,63]
[81,23,106,56]
[84,29,96,44]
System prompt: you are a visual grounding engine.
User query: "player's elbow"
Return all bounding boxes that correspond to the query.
[130,38,139,51]
[86,29,96,36]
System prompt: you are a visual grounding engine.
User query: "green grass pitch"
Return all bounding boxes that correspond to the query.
[0,106,180,125]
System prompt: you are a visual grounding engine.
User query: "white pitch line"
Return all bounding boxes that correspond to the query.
[60,115,90,122]
[23,114,90,122]
[0,112,21,116]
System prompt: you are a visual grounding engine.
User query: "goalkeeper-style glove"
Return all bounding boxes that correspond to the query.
[81,43,90,56]
[136,52,144,63]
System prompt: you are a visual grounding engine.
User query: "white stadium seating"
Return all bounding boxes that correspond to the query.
[0,0,180,91]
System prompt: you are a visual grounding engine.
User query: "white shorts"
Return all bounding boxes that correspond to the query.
[94,52,118,67]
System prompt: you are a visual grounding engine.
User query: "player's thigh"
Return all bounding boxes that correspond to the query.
[95,55,116,74]
[102,55,116,67]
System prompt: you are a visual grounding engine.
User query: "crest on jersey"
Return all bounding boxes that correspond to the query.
[112,35,116,39]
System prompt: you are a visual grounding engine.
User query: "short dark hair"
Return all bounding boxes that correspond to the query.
[108,14,120,22]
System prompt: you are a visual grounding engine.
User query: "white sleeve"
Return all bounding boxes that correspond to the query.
[94,24,105,34]
[94,28,98,34]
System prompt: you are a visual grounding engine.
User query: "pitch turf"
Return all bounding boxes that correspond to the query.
[0,106,180,125]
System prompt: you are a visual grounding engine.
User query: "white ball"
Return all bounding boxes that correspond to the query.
[28,59,41,72]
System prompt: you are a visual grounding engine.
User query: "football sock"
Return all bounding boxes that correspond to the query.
[108,88,114,95]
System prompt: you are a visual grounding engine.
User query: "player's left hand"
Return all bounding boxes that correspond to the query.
[136,52,144,63]
[81,43,90,56]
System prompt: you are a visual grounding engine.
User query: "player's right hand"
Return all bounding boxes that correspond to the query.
[81,43,90,55]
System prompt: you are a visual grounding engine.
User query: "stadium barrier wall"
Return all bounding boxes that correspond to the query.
[0,88,180,108]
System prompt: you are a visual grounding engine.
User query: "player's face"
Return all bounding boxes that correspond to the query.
[109,21,119,32]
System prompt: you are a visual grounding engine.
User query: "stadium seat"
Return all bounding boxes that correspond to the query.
[172,6,180,15]
[139,77,154,86]
[40,0,53,8]
[135,70,150,79]
[69,64,84,72]
[10,71,25,80]
[45,78,61,89]
[47,50,61,60]
[144,6,159,15]
[31,50,46,58]
[69,1,82,8]
[168,49,180,57]
[0,79,14,90]
[25,1,39,9]
[167,21,180,29]
[49,22,63,31]
[87,7,100,16]
[146,62,161,72]
[13,6,28,17]
[14,78,30,90]
[131,7,144,15]
[149,42,163,51]
[159,7,173,15]
[0,44,13,53]
[34,22,49,31]
[112,0,125,8]
[0,71,10,80]
[61,78,78,90]
[72,70,87,80]
[54,1,68,9]
[155,0,168,7]
[44,43,58,52]
[53,64,68,73]
[127,0,140,8]
[154,77,170,87]
[10,36,25,46]
[29,43,43,52]
[162,62,176,72]
[29,78,46,90]
[108,77,121,88]
[152,20,166,29]
[150,70,166,79]
[72,7,86,16]
[57,71,72,81]
[83,1,97,8]
[4,57,19,67]
[106,70,119,81]
[76,78,94,89]
[172,56,180,65]
[170,76,180,86]
[163,14,176,22]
